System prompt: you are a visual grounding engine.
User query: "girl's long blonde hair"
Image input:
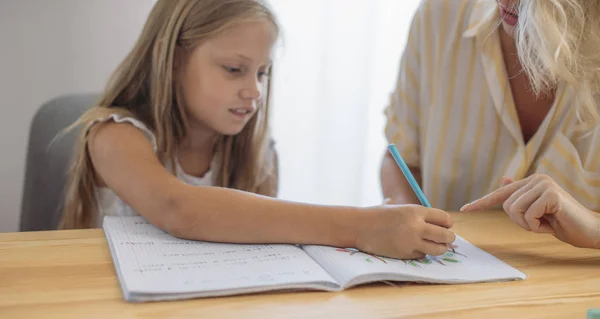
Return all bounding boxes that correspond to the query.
[60,0,279,229]
[515,0,600,126]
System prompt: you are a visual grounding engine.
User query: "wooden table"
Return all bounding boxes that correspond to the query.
[1,211,600,318]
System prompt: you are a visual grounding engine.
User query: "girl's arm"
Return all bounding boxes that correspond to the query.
[89,122,455,258]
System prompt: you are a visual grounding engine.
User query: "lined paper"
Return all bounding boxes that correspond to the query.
[103,216,338,297]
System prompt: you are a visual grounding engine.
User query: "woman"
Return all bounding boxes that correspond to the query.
[381,0,600,249]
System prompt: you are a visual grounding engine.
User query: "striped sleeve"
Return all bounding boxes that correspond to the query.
[384,1,426,168]
[535,127,600,211]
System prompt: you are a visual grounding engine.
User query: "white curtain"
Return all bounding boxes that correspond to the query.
[268,0,420,207]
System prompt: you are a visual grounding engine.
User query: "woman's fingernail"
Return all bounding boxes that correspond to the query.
[460,203,470,211]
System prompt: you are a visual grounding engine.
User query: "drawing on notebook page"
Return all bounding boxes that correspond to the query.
[335,244,467,267]
[335,248,389,264]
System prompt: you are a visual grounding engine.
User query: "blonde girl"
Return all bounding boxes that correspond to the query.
[60,0,455,260]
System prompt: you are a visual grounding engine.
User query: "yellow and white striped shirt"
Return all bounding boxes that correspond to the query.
[384,0,600,211]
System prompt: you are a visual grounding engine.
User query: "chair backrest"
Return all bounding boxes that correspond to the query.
[20,93,98,231]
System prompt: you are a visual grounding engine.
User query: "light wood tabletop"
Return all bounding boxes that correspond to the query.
[1,211,600,318]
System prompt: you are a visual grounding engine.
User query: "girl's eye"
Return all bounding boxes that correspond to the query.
[224,66,242,73]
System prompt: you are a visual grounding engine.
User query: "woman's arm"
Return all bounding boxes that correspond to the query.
[381,1,426,205]
[381,152,421,204]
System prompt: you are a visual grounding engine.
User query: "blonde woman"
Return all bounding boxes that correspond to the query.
[60,0,455,259]
[382,0,600,248]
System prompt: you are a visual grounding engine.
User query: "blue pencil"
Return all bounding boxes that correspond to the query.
[387,144,431,207]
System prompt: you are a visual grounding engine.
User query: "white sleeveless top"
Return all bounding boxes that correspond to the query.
[91,114,215,227]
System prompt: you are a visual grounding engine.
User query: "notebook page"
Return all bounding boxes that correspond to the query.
[103,216,339,298]
[302,235,526,288]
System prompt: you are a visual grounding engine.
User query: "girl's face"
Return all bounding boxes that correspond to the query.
[179,19,276,136]
[496,0,520,37]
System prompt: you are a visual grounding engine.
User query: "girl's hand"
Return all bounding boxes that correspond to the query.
[356,204,455,259]
[461,174,600,249]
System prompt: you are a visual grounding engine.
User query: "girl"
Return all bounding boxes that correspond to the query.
[382,0,600,248]
[59,0,455,260]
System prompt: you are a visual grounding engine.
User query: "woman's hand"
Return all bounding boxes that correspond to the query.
[461,174,600,249]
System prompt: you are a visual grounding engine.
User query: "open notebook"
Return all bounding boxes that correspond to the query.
[103,216,527,302]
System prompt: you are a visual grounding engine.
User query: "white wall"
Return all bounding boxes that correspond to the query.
[0,0,155,232]
[269,0,417,207]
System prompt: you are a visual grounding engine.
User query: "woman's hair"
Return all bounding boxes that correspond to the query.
[515,0,600,126]
[60,0,279,229]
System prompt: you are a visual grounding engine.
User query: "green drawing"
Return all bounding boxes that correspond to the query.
[442,258,459,263]
[335,248,388,264]
[335,244,466,266]
[418,258,432,265]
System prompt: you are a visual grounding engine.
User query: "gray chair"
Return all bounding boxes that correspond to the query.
[20,93,98,231]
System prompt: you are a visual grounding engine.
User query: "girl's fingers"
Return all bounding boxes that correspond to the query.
[422,223,456,244]
[417,239,449,257]
[406,251,426,260]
